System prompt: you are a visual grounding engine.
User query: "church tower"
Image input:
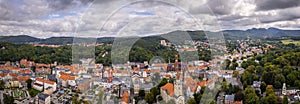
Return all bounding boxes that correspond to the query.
[282,83,287,95]
[174,75,183,97]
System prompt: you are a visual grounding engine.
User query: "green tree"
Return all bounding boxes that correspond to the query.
[283,95,288,104]
[244,87,259,104]
[139,89,145,99]
[260,82,267,93]
[157,78,168,88]
[3,94,14,104]
[167,99,176,104]
[234,91,244,101]
[26,79,32,89]
[145,93,155,104]
[0,80,5,90]
[266,94,277,104]
[266,85,274,96]
[287,73,297,86]
[187,98,197,104]
[150,87,160,97]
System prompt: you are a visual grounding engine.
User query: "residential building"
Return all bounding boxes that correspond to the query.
[225,94,235,104]
[37,93,51,104]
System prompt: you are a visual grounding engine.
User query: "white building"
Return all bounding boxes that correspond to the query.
[33,78,57,92]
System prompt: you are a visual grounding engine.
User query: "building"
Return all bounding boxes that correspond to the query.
[160,81,185,104]
[37,93,51,104]
[161,40,167,46]
[224,94,235,104]
[77,78,91,92]
[282,83,287,95]
[252,81,261,94]
[33,78,56,92]
[43,87,55,95]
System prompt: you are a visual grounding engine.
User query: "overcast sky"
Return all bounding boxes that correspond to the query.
[0,0,299,38]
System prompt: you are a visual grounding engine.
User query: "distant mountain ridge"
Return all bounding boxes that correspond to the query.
[1,27,300,44]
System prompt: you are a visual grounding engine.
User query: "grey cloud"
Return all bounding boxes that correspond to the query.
[258,7,300,23]
[219,14,245,21]
[0,0,93,21]
[255,0,300,11]
[189,0,235,15]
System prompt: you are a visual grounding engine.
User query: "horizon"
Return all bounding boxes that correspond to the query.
[1,27,300,39]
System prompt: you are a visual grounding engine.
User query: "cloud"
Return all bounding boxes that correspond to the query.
[255,0,300,11]
[257,7,300,23]
[0,0,300,38]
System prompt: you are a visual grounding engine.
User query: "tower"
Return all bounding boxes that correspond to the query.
[282,83,287,95]
[174,77,183,97]
[175,54,179,71]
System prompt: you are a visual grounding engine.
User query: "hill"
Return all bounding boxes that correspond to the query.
[1,28,300,44]
[0,35,41,44]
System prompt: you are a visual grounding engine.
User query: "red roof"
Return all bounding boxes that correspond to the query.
[121,90,129,103]
[9,73,18,77]
[161,83,174,96]
[36,78,55,85]
[0,74,7,77]
[69,76,75,80]
[60,75,68,81]
[18,76,30,82]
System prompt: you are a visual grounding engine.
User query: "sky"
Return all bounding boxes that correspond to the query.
[0,0,299,38]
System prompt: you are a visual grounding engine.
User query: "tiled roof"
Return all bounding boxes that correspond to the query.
[69,76,75,80]
[18,76,30,82]
[121,90,129,103]
[20,69,31,74]
[60,75,68,81]
[9,73,18,77]
[36,78,55,85]
[184,78,199,92]
[161,83,174,96]
[198,81,207,87]
[0,74,8,77]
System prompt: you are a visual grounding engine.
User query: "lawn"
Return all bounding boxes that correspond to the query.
[281,39,300,46]
[29,88,41,97]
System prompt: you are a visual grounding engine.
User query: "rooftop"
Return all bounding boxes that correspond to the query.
[161,83,174,96]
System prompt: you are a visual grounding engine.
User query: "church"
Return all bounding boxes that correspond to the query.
[160,54,185,104]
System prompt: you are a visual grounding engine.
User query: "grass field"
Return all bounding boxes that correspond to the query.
[281,39,300,46]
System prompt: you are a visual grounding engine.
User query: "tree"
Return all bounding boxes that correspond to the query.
[244,87,259,104]
[233,71,239,78]
[145,93,155,104]
[234,91,244,101]
[26,79,32,89]
[266,94,277,104]
[283,95,288,104]
[167,99,176,104]
[260,82,267,93]
[262,71,275,85]
[150,87,160,97]
[3,94,14,104]
[187,98,197,104]
[157,78,168,88]
[139,89,145,99]
[287,73,297,86]
[233,85,242,93]
[0,80,5,90]
[210,100,217,104]
[295,80,300,89]
[274,81,282,89]
[266,85,274,96]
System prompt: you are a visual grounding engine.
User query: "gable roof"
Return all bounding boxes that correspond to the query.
[18,76,30,82]
[161,83,174,96]
[121,90,129,103]
[36,78,55,85]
